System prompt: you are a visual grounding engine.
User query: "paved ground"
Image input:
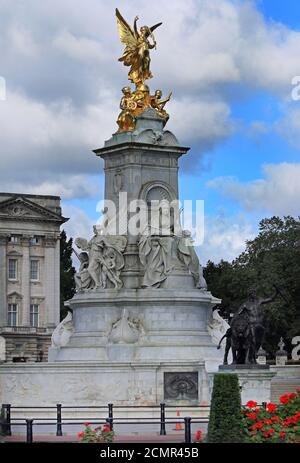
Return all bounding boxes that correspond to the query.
[4,432,188,443]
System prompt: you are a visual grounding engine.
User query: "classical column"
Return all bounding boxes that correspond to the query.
[44,235,59,328]
[20,235,31,326]
[0,234,7,327]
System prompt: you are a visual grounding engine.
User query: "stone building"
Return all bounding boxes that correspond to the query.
[0,193,67,362]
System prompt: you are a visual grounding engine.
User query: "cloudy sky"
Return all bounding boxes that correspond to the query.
[0,0,299,263]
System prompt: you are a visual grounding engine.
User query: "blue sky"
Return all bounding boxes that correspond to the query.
[0,0,299,263]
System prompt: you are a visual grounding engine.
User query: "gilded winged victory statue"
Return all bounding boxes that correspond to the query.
[115,9,171,132]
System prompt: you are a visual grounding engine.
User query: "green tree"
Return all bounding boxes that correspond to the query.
[60,230,76,320]
[206,373,244,443]
[204,216,300,357]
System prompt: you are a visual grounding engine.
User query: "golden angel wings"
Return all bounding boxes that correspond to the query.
[115,8,162,86]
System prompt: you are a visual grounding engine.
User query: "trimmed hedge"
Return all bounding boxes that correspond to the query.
[206,373,244,443]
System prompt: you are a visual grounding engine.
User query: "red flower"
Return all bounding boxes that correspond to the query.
[247,413,257,420]
[103,424,111,433]
[271,416,280,422]
[84,422,90,427]
[280,393,297,404]
[251,420,263,430]
[264,419,273,425]
[246,400,258,408]
[279,432,286,438]
[263,429,275,439]
[195,430,202,442]
[266,403,277,413]
[253,408,260,413]
[78,432,84,438]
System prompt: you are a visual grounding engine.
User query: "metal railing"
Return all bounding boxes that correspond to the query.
[1,402,267,444]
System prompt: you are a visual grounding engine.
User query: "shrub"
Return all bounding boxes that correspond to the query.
[206,373,244,443]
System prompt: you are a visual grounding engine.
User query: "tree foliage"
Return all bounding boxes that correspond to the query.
[60,230,76,320]
[206,373,244,443]
[204,216,300,357]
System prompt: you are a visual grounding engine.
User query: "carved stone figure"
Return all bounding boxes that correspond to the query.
[73,243,93,291]
[177,230,207,290]
[74,228,127,291]
[51,311,74,348]
[208,309,230,344]
[138,235,172,287]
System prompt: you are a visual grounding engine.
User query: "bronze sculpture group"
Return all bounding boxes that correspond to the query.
[218,287,279,365]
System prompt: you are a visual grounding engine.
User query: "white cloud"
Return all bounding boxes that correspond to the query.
[0,175,100,200]
[0,90,111,197]
[53,30,109,63]
[168,98,232,145]
[208,163,300,216]
[8,24,40,57]
[276,107,300,150]
[198,213,256,264]
[62,204,94,241]
[0,0,300,197]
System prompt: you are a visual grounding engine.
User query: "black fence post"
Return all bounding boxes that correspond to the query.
[106,417,113,432]
[26,419,33,443]
[56,403,62,436]
[262,402,267,410]
[160,402,166,435]
[108,403,113,431]
[184,416,192,443]
[2,404,11,436]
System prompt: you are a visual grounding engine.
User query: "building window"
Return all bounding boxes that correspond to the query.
[8,303,18,326]
[30,236,40,245]
[30,260,39,281]
[9,235,19,244]
[8,259,18,280]
[30,304,39,327]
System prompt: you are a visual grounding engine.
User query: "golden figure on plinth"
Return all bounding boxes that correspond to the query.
[115,9,172,132]
[116,8,162,87]
[150,90,172,125]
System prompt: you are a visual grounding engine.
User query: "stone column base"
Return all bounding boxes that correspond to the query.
[218,365,277,404]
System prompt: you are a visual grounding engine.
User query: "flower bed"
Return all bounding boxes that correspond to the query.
[242,390,300,443]
[78,422,114,443]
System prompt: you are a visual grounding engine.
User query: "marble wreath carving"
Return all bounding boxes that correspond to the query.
[74,227,127,290]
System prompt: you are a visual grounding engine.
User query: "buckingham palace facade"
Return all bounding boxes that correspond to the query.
[0,193,67,362]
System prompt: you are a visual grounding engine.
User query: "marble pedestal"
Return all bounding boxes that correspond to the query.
[45,288,224,406]
[49,288,222,365]
[0,360,213,407]
[219,365,276,404]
